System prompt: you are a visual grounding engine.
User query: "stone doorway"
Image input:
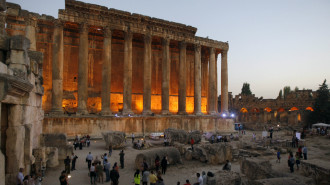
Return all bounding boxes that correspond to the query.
[1,103,9,180]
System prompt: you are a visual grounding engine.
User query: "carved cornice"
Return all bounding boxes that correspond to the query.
[103,26,112,38]
[53,19,64,29]
[24,15,38,27]
[144,33,152,44]
[0,74,33,101]
[162,37,170,46]
[79,22,89,33]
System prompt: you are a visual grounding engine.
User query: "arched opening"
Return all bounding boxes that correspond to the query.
[264,107,272,112]
[240,108,248,113]
[298,113,301,122]
[305,107,314,111]
[290,107,299,111]
[251,108,260,113]
[277,108,285,112]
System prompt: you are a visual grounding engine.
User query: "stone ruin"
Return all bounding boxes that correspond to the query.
[165,128,202,145]
[101,131,126,149]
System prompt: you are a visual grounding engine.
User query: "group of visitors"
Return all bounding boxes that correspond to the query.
[17,168,42,185]
[286,146,308,173]
[210,134,230,144]
[73,135,91,150]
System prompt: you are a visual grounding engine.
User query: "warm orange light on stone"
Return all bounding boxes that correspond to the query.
[186,97,194,114]
[305,107,314,111]
[240,108,248,113]
[264,107,272,112]
[277,108,285,112]
[290,107,299,111]
[201,97,207,114]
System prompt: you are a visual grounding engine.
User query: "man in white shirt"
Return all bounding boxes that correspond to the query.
[194,173,203,185]
[86,152,93,169]
[17,168,24,185]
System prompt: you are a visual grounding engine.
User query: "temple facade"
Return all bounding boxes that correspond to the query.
[4,0,234,137]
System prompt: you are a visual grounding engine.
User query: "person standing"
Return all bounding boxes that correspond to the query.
[202,171,207,185]
[291,136,296,148]
[110,166,120,185]
[142,159,148,174]
[64,156,71,174]
[89,163,97,185]
[17,168,24,185]
[109,145,113,157]
[211,135,215,144]
[87,138,91,147]
[119,150,125,169]
[149,170,158,185]
[104,159,111,182]
[302,146,308,160]
[288,152,295,173]
[101,153,108,165]
[132,133,135,143]
[142,168,150,185]
[59,171,68,185]
[156,171,164,185]
[195,173,203,185]
[222,160,231,171]
[134,170,141,185]
[295,152,301,170]
[161,156,168,175]
[71,153,78,171]
[86,152,93,170]
[276,149,281,163]
[155,155,160,172]
[184,180,191,185]
[96,161,104,184]
[190,137,195,151]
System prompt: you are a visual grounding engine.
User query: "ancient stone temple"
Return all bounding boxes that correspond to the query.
[3,0,233,137]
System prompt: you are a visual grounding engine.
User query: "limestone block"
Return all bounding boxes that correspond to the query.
[240,158,274,180]
[102,131,126,149]
[135,147,182,170]
[185,150,192,160]
[28,50,43,65]
[40,133,72,160]
[10,35,30,51]
[8,105,23,126]
[165,128,201,144]
[200,143,232,165]
[0,152,5,185]
[45,147,59,167]
[5,126,25,173]
[206,170,241,185]
[0,0,5,11]
[0,34,9,51]
[0,61,7,74]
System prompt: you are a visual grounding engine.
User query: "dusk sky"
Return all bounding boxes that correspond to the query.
[8,0,330,99]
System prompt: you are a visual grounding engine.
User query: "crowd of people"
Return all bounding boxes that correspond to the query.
[16,168,43,185]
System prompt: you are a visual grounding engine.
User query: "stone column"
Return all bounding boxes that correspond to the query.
[122,30,133,115]
[24,15,37,51]
[194,44,202,115]
[208,47,216,115]
[178,41,187,114]
[221,50,229,113]
[77,23,89,115]
[50,20,64,114]
[100,27,112,115]
[142,33,152,115]
[161,37,170,115]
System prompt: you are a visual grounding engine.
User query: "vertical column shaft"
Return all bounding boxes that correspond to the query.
[221,50,229,113]
[122,30,133,115]
[101,27,112,115]
[142,33,152,115]
[194,44,202,115]
[178,41,187,114]
[50,20,64,113]
[208,47,216,115]
[77,23,89,115]
[161,38,170,114]
[24,16,37,51]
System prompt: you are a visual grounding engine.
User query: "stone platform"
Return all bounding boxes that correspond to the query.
[43,115,234,137]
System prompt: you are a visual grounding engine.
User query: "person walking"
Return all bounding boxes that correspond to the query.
[96,161,104,184]
[276,149,281,163]
[190,137,195,151]
[194,173,203,185]
[59,171,68,185]
[149,170,158,185]
[64,156,71,174]
[132,133,135,143]
[89,163,97,185]
[86,152,93,170]
[71,153,78,171]
[302,146,308,160]
[134,170,141,185]
[101,153,108,166]
[202,171,207,185]
[142,159,148,174]
[142,168,150,185]
[288,152,295,173]
[110,166,120,185]
[161,156,168,175]
[295,152,301,170]
[104,159,111,182]
[17,168,24,185]
[108,145,113,157]
[119,150,125,169]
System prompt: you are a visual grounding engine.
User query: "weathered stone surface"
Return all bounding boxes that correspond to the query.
[102,131,126,149]
[240,158,274,180]
[0,0,6,11]
[206,170,241,185]
[203,143,232,164]
[39,133,73,160]
[0,34,9,50]
[28,50,43,65]
[0,152,5,185]
[10,35,30,51]
[248,177,307,185]
[165,128,201,144]
[135,147,182,170]
[301,159,330,185]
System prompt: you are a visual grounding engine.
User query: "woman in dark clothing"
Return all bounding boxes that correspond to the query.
[161,156,168,175]
[155,155,160,172]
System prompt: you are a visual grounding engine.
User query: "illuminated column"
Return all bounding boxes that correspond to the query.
[161,37,170,115]
[194,44,202,115]
[101,27,112,115]
[142,33,152,115]
[122,29,133,115]
[208,47,216,115]
[77,23,89,115]
[50,20,64,114]
[178,41,187,114]
[221,50,229,113]
[24,15,37,51]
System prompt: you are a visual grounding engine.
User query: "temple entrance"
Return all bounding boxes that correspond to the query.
[1,103,8,173]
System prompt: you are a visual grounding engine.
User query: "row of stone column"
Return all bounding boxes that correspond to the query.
[49,22,229,115]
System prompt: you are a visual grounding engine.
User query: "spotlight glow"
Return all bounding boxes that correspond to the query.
[68,175,71,178]
[230,113,235,118]
[222,113,227,118]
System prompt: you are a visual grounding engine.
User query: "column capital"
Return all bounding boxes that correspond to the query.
[79,22,89,33]
[179,41,186,49]
[144,33,152,44]
[124,29,133,40]
[103,26,113,38]
[221,49,228,55]
[194,44,201,52]
[53,19,64,29]
[209,47,215,54]
[24,15,37,27]
[162,37,170,46]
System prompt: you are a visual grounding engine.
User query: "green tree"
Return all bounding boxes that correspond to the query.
[308,79,330,125]
[278,89,283,99]
[283,86,291,99]
[241,82,252,95]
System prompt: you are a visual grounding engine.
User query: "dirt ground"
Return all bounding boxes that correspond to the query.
[41,130,330,185]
